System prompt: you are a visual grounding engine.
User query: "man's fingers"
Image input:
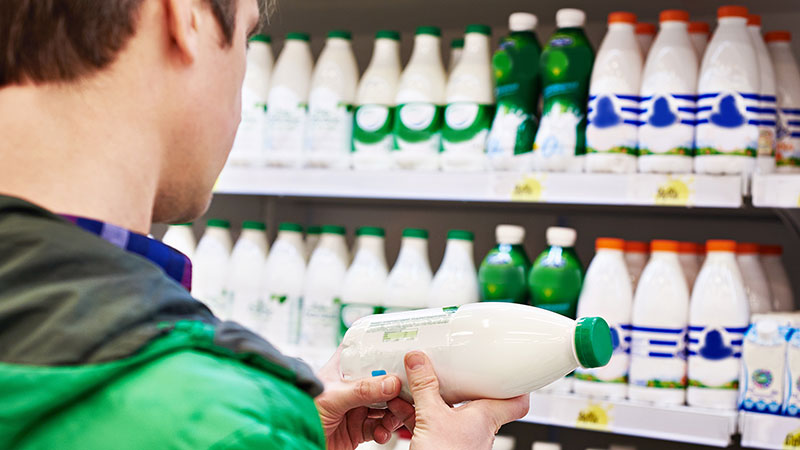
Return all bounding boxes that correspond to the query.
[470,394,531,432]
[346,407,368,444]
[324,374,402,417]
[380,411,403,432]
[387,397,416,432]
[404,351,447,410]
[367,408,386,419]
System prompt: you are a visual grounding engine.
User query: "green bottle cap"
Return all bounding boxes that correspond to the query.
[286,32,310,42]
[447,230,474,241]
[376,30,401,41]
[416,26,441,37]
[322,224,346,235]
[466,24,492,35]
[249,34,271,43]
[574,317,613,368]
[328,30,352,40]
[173,222,193,226]
[207,218,230,229]
[242,220,266,231]
[451,38,464,48]
[307,226,322,235]
[279,222,303,232]
[402,228,429,239]
[356,226,385,237]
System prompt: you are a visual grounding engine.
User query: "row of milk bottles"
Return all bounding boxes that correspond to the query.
[570,237,793,410]
[576,6,800,175]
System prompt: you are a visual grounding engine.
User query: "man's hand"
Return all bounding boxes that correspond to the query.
[387,351,530,450]
[315,348,411,450]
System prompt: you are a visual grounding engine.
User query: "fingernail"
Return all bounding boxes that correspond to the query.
[382,377,397,395]
[406,352,425,371]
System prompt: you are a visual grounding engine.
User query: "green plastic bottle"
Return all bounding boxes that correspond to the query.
[478,225,531,304]
[487,13,542,169]
[533,8,594,172]
[529,226,584,318]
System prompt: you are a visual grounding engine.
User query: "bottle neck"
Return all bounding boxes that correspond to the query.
[369,39,401,68]
[240,229,267,247]
[461,33,490,62]
[398,237,428,258]
[661,21,688,32]
[705,251,737,264]
[320,234,346,250]
[441,239,475,265]
[650,250,679,263]
[284,40,310,56]
[356,236,387,263]
[247,42,272,67]
[205,228,230,244]
[324,37,353,51]
[409,35,443,67]
[277,230,304,250]
[718,17,747,28]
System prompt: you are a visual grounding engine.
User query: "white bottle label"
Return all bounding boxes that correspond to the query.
[575,322,630,384]
[695,91,759,157]
[229,86,266,165]
[687,324,747,390]
[586,94,639,155]
[300,296,341,349]
[442,102,492,155]
[306,87,354,155]
[264,86,307,152]
[353,104,394,153]
[777,108,800,167]
[629,325,687,389]
[534,104,582,158]
[639,94,696,156]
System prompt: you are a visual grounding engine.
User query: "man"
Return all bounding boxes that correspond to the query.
[0,0,529,448]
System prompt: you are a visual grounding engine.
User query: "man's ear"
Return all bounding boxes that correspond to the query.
[163,0,200,64]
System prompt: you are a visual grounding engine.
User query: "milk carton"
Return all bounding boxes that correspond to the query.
[428,230,479,307]
[737,242,774,315]
[636,22,656,56]
[760,245,795,312]
[161,223,196,260]
[193,219,233,318]
[748,15,778,173]
[766,31,800,172]
[689,22,710,60]
[384,228,433,312]
[741,319,789,414]
[261,223,306,348]
[340,227,388,340]
[229,35,272,167]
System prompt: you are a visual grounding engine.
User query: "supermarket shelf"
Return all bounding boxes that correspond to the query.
[752,174,800,208]
[740,412,800,449]
[520,392,738,447]
[214,166,744,208]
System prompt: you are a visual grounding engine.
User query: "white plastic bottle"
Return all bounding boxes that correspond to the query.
[227,221,269,332]
[300,225,349,367]
[767,31,800,172]
[748,15,779,173]
[678,242,701,291]
[305,30,359,169]
[340,303,613,404]
[636,22,656,56]
[193,219,233,318]
[687,240,750,410]
[689,22,710,60]
[393,27,447,171]
[264,32,313,168]
[260,222,306,350]
[737,242,774,315]
[384,228,433,312]
[694,6,760,175]
[449,38,464,75]
[305,225,321,260]
[760,245,795,311]
[628,240,690,406]
[229,35,272,167]
[740,318,789,414]
[340,227,389,340]
[586,12,642,174]
[638,10,697,174]
[352,31,402,171]
[441,24,494,172]
[161,223,196,260]
[574,238,632,400]
[624,241,649,289]
[428,230,479,307]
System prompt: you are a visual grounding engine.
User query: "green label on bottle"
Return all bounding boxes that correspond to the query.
[353,104,396,153]
[442,102,493,153]
[393,102,444,152]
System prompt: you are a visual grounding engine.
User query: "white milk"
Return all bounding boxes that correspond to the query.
[689,22,710,61]
[384,228,433,311]
[687,240,750,410]
[305,226,321,261]
[767,31,800,172]
[785,329,800,416]
[694,7,760,175]
[629,241,690,406]
[227,222,269,333]
[624,241,649,290]
[636,22,656,56]
[264,33,313,168]
[493,436,516,450]
[441,24,494,172]
[678,242,701,291]
[353,31,401,170]
[340,227,388,339]
[229,35,272,167]
[761,246,795,312]
[737,243,774,315]
[305,31,359,169]
[300,225,349,366]
[638,11,697,174]
[193,219,233,318]
[161,223,196,260]
[574,238,632,400]
[393,27,447,171]
[586,12,642,174]
[449,38,464,75]
[741,319,789,414]
[340,303,613,404]
[748,16,779,173]
[260,223,306,349]
[428,230,479,307]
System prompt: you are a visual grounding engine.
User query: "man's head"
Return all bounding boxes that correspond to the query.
[0,0,265,224]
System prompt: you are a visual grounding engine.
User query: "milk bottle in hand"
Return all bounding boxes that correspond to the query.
[162,223,196,261]
[760,245,795,311]
[736,242,773,315]
[384,228,433,312]
[193,219,233,318]
[429,230,479,307]
[767,31,800,172]
[229,35,272,167]
[227,221,269,334]
[748,15,778,173]
[261,223,306,349]
[636,22,656,56]
[340,227,388,340]
[689,22,710,60]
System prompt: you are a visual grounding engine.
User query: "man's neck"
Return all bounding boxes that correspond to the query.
[0,81,161,235]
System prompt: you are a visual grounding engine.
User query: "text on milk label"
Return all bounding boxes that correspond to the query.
[353,104,396,153]
[339,303,384,339]
[393,102,444,153]
[364,306,459,343]
[586,94,640,155]
[777,108,800,167]
[575,323,630,384]
[695,92,760,157]
[687,325,747,389]
[264,86,307,152]
[639,94,696,155]
[306,87,354,154]
[442,102,493,155]
[629,325,688,389]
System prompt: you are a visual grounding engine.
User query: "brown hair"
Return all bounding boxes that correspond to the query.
[0,0,252,86]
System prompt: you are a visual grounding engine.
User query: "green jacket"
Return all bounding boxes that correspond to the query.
[0,195,326,449]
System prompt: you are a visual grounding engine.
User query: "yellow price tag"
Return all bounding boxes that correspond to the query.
[654,177,692,206]
[512,175,545,202]
[784,428,800,449]
[575,403,612,431]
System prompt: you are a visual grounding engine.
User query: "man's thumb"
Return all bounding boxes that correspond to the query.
[404,351,447,409]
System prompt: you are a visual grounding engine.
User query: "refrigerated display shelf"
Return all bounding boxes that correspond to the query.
[740,411,800,449]
[752,174,800,208]
[214,166,745,208]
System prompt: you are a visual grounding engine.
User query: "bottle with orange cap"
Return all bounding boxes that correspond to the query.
[678,241,702,289]
[766,30,800,171]
[760,244,794,311]
[688,22,710,59]
[748,14,779,174]
[695,5,760,175]
[574,237,633,400]
[638,9,697,174]
[635,22,656,56]
[687,239,749,410]
[629,240,690,406]
[585,11,643,174]
[736,242,774,315]
[624,240,649,288]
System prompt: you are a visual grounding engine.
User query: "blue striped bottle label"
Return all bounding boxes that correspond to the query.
[629,325,687,388]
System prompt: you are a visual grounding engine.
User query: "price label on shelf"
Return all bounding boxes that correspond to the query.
[653,176,694,206]
[785,428,800,449]
[511,175,545,202]
[575,402,613,431]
